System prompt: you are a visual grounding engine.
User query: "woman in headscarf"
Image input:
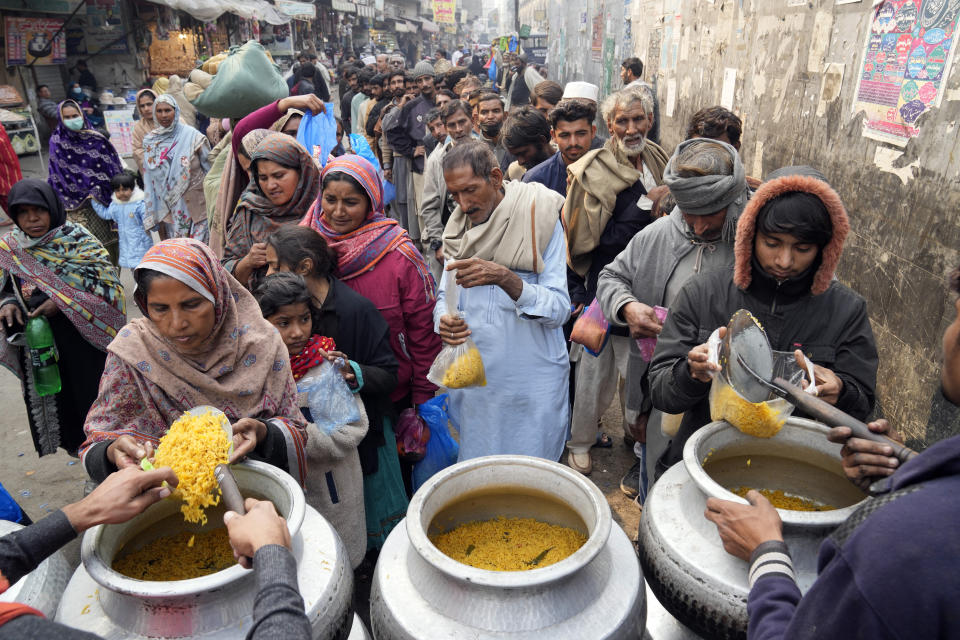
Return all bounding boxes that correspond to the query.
[80,238,307,485]
[301,155,441,486]
[207,128,270,258]
[223,134,320,289]
[207,94,325,259]
[47,99,123,264]
[142,94,211,242]
[0,179,126,456]
[131,88,157,172]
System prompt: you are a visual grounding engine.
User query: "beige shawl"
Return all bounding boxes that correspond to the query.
[442,180,564,273]
[562,137,669,277]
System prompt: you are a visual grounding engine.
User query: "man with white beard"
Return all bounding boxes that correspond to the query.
[561,83,669,480]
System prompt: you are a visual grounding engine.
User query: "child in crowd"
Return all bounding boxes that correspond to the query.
[254,271,369,569]
[90,171,153,269]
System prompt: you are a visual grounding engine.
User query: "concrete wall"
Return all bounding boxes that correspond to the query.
[549,0,960,447]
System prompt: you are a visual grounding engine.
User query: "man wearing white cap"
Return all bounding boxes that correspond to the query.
[561,83,669,478]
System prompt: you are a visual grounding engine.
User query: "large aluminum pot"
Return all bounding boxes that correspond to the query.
[639,418,867,639]
[371,455,645,638]
[55,460,355,639]
[0,518,72,617]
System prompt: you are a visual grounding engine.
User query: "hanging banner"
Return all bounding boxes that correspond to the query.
[433,0,456,24]
[5,17,67,66]
[852,0,960,146]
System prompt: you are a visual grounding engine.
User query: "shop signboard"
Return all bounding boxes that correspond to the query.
[277,0,316,19]
[5,16,67,66]
[433,0,456,24]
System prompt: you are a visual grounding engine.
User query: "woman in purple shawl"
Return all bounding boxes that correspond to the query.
[47,99,122,264]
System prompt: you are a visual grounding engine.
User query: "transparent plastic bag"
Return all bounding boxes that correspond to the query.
[412,394,460,491]
[707,326,816,438]
[297,359,361,435]
[427,270,487,389]
[395,408,430,463]
[569,297,609,356]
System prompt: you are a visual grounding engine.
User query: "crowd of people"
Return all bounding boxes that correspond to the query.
[0,44,957,639]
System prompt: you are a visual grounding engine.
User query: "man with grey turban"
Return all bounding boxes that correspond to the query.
[594,137,750,500]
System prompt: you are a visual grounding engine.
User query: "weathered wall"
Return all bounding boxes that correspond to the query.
[550,0,960,447]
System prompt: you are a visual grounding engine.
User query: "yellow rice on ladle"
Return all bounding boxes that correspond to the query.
[153,410,231,525]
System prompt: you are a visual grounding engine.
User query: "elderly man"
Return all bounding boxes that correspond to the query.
[562,83,669,477]
[436,140,570,460]
[522,99,597,196]
[376,53,390,74]
[595,138,750,498]
[620,57,659,144]
[419,99,480,280]
[35,85,60,134]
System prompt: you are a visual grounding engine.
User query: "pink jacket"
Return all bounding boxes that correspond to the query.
[342,250,441,406]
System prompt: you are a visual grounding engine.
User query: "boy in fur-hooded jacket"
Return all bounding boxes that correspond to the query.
[648,169,879,472]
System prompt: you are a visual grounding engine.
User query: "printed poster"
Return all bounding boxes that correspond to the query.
[84,0,128,54]
[5,17,67,66]
[591,12,604,62]
[853,0,960,145]
[103,109,134,157]
[433,0,456,24]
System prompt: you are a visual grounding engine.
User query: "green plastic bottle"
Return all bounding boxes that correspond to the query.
[25,316,60,396]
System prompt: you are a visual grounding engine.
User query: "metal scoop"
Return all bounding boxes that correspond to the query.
[735,353,917,465]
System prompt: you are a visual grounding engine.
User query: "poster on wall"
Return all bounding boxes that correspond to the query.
[103,109,134,157]
[591,13,603,62]
[852,0,960,146]
[85,0,128,54]
[433,0,456,24]
[5,17,67,66]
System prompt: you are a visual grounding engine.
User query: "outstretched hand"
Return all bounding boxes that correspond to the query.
[62,466,178,533]
[704,489,783,562]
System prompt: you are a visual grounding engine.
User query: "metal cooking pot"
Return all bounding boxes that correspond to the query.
[371,455,645,639]
[639,418,867,639]
[55,460,357,639]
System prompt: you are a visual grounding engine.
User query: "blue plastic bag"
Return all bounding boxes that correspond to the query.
[412,394,460,491]
[383,180,396,206]
[297,359,361,435]
[348,134,382,172]
[0,481,25,523]
[296,105,337,168]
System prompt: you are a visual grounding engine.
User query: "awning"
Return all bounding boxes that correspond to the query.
[392,20,409,33]
[146,0,290,24]
[331,0,355,13]
[420,18,439,33]
[355,3,374,18]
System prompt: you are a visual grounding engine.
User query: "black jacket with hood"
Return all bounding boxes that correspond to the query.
[648,173,879,473]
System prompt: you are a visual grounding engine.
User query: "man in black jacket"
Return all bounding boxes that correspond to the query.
[384,60,437,232]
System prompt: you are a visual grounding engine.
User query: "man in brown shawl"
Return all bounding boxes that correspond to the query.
[562,83,670,476]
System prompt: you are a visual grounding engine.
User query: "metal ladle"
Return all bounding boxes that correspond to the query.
[735,353,918,465]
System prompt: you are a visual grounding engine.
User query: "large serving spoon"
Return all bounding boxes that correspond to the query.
[735,353,918,465]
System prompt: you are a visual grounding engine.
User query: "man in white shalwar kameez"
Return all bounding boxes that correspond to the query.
[435,140,571,461]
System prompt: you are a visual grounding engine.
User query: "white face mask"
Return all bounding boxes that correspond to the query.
[63,116,84,131]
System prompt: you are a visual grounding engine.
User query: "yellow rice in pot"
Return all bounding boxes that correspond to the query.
[112,527,235,581]
[430,516,587,571]
[729,486,834,512]
[153,410,231,525]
